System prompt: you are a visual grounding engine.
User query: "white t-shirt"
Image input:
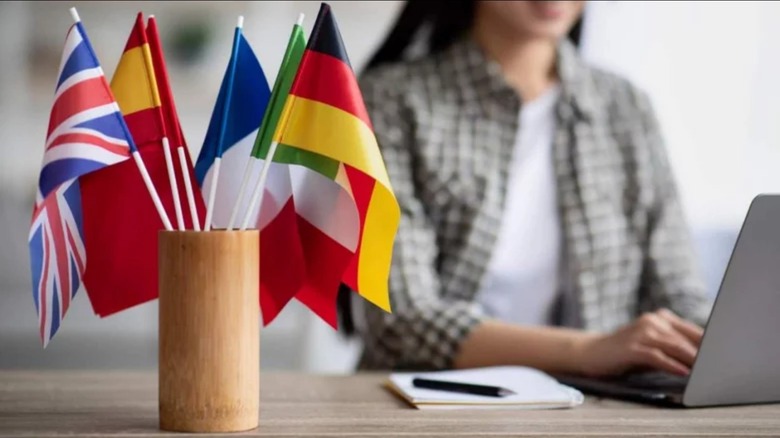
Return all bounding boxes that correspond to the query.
[478,85,562,326]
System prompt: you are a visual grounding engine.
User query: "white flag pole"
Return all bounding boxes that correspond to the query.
[162,137,185,230]
[203,157,221,231]
[240,141,280,231]
[71,7,173,231]
[132,151,174,231]
[238,13,305,231]
[150,16,184,230]
[204,15,244,231]
[177,146,201,231]
[149,14,194,231]
[226,157,257,230]
[69,7,81,22]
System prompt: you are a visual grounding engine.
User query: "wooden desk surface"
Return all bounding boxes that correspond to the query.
[1,371,779,437]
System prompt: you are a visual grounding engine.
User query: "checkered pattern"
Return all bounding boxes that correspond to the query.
[356,37,711,370]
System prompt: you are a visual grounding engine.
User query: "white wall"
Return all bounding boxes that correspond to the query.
[581,1,780,230]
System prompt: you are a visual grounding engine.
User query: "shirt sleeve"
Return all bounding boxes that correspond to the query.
[355,69,485,370]
[631,89,713,326]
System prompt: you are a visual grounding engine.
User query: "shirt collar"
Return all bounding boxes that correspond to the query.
[440,35,598,122]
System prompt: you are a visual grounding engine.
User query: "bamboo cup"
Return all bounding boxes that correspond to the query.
[158,230,259,433]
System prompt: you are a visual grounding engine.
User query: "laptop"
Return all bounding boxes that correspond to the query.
[557,194,780,407]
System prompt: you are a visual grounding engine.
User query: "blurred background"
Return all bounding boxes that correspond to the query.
[1,1,778,373]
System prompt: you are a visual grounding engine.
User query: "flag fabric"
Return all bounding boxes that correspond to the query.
[194,24,271,227]
[267,3,400,326]
[146,16,188,156]
[246,20,308,324]
[251,21,306,160]
[80,12,204,316]
[194,20,308,324]
[146,15,205,229]
[29,19,133,345]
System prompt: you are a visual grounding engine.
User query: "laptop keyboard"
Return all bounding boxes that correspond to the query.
[619,372,689,390]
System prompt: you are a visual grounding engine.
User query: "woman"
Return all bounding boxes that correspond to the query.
[355,0,711,376]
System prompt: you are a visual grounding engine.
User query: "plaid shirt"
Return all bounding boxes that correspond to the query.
[356,37,711,371]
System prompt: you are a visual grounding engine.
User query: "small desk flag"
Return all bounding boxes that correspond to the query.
[270,3,400,326]
[194,18,310,325]
[194,20,271,227]
[147,15,205,232]
[241,18,308,324]
[29,17,133,345]
[80,12,205,316]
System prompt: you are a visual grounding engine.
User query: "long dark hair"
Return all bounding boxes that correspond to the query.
[365,0,583,72]
[337,0,584,335]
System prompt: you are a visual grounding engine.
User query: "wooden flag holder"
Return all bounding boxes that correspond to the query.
[158,230,260,433]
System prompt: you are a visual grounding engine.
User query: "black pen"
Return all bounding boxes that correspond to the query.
[412,378,516,398]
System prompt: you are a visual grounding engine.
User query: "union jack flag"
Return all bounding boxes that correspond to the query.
[29,18,134,346]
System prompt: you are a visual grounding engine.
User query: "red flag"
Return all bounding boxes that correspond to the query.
[147,17,186,151]
[80,12,204,316]
[146,15,206,229]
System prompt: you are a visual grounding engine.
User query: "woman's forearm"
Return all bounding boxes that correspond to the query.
[452,319,597,374]
[453,310,704,377]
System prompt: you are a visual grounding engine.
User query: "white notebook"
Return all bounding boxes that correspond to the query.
[386,366,584,410]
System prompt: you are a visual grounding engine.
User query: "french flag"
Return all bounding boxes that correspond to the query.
[195,21,271,228]
[195,19,306,324]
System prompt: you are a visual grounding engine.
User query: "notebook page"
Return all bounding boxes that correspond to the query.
[388,366,583,407]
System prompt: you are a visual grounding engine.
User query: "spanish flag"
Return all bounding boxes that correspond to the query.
[269,3,400,325]
[80,12,204,316]
[110,13,164,147]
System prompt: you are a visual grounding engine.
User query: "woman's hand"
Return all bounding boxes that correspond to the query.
[576,309,704,377]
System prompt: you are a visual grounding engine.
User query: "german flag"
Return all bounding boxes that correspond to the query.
[271,3,400,324]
